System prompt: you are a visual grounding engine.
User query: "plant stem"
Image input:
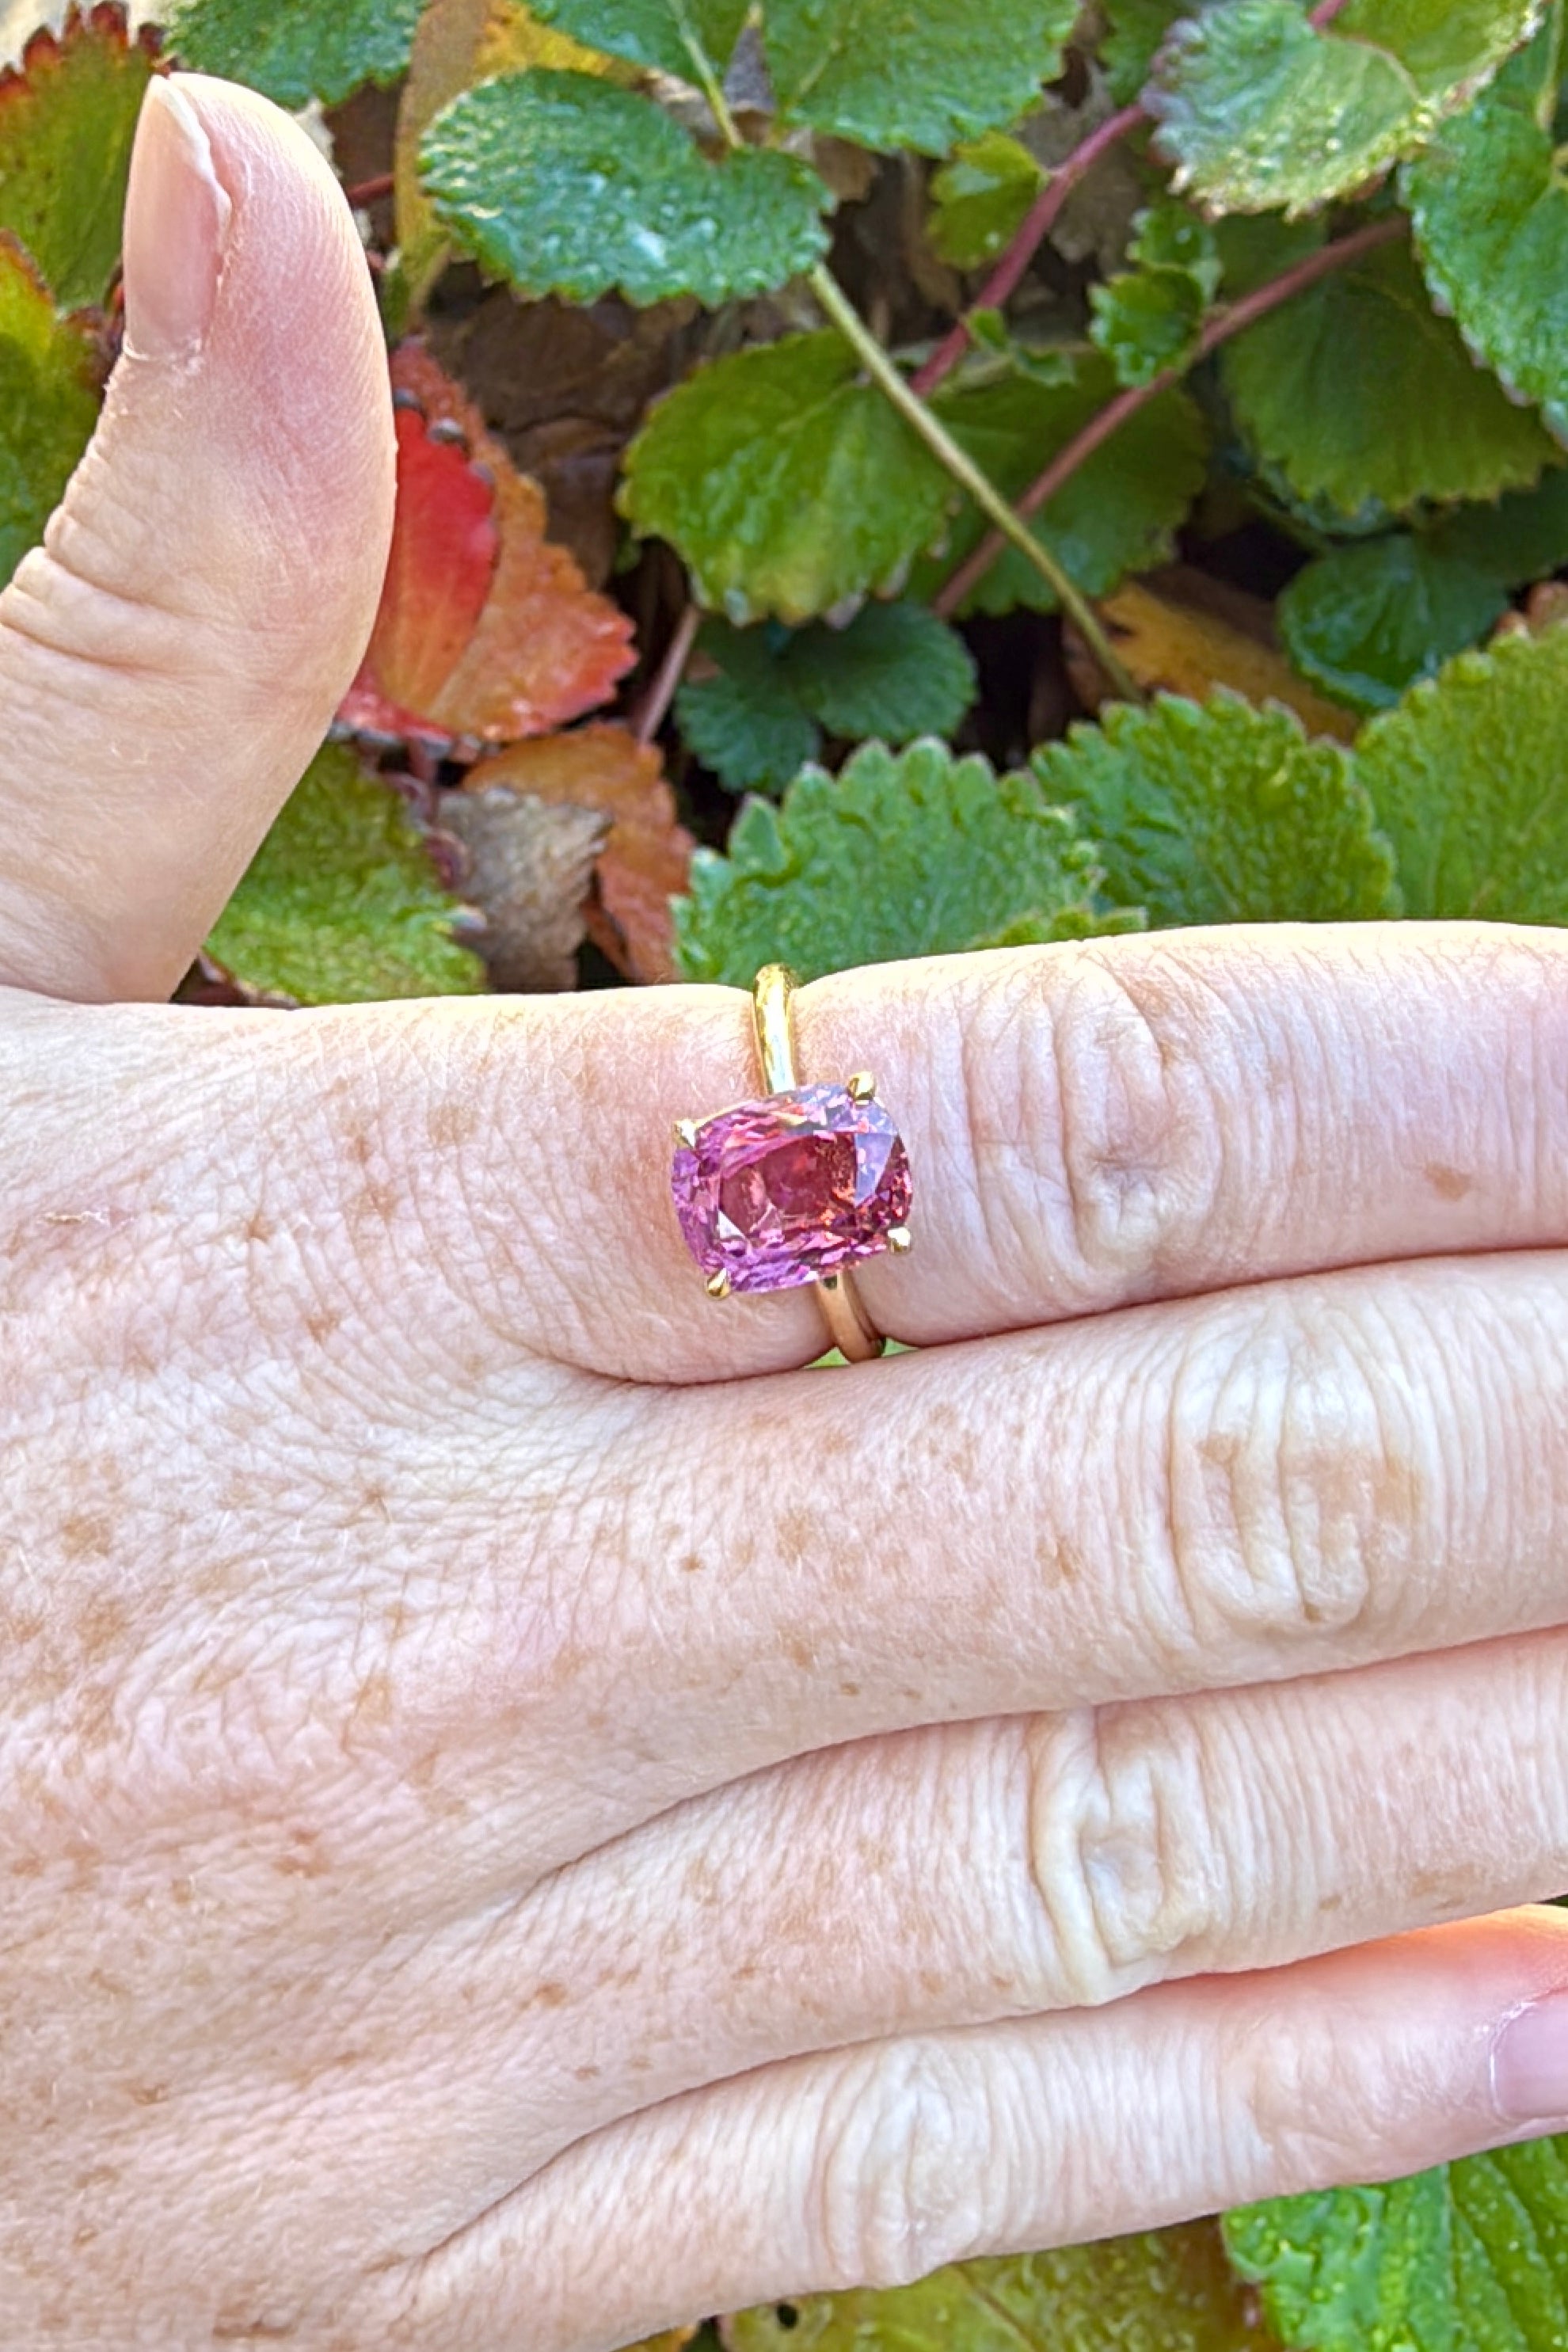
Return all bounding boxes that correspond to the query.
[807,264,1143,701]
[934,214,1404,621]
[910,100,1147,397]
[634,601,702,744]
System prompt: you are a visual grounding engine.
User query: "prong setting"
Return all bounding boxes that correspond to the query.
[705,1269,732,1299]
[674,1118,699,1149]
[847,1071,877,1104]
[886,1225,912,1254]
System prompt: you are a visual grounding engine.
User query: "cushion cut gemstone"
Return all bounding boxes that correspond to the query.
[671,1082,912,1294]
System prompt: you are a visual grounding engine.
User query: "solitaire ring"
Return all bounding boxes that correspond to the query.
[669,965,912,1362]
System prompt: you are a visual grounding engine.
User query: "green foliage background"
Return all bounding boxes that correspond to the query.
[5,0,1568,2342]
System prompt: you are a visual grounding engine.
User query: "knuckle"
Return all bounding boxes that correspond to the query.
[1156,1295,1413,1667]
[1041,946,1230,1293]
[1022,1705,1233,2008]
[807,2042,995,2289]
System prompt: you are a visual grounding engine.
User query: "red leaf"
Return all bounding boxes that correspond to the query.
[341,342,636,748]
[466,723,693,983]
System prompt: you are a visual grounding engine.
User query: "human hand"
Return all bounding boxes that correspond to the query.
[6,67,1568,2352]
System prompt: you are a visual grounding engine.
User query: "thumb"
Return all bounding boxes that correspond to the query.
[0,72,394,1003]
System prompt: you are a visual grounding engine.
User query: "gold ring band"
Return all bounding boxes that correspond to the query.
[752,965,886,1362]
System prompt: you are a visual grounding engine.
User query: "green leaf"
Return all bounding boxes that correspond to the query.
[0,236,100,587]
[724,2221,1274,2352]
[620,332,956,623]
[166,0,421,106]
[1224,2138,1568,2352]
[676,626,823,792]
[527,0,747,81]
[1033,692,1399,927]
[1132,192,1224,295]
[421,72,831,307]
[1148,0,1543,219]
[927,132,1045,269]
[205,746,487,1003]
[1102,0,1188,104]
[1428,463,1568,584]
[785,602,979,739]
[1278,535,1509,712]
[1090,265,1206,386]
[1406,21,1568,438]
[678,605,977,790]
[673,737,1137,984]
[0,8,157,311]
[920,354,1209,616]
[1354,618,1568,919]
[1221,234,1559,515]
[761,0,1080,154]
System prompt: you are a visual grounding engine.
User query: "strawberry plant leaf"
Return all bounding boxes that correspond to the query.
[1278,535,1509,711]
[527,0,747,79]
[678,603,978,789]
[760,0,1080,155]
[1148,0,1543,219]
[1102,0,1187,103]
[421,71,832,307]
[0,234,100,585]
[165,0,422,107]
[1221,234,1559,516]
[466,722,694,982]
[920,354,1208,615]
[1427,463,1568,583]
[1224,2138,1568,2352]
[673,736,1139,986]
[1406,20,1568,437]
[1354,617,1568,919]
[678,629,823,792]
[723,2221,1277,2351]
[1033,691,1399,926]
[0,5,158,311]
[340,344,634,748]
[204,745,485,1003]
[927,131,1045,270]
[1090,264,1206,386]
[620,332,956,623]
[785,600,979,739]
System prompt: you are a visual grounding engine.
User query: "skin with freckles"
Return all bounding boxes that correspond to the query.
[6,63,1568,2352]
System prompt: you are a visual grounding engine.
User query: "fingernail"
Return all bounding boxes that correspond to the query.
[122,78,233,360]
[1492,1989,1568,2120]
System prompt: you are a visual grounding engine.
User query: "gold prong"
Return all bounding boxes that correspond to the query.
[705,1269,732,1300]
[674,1118,698,1149]
[886,1225,912,1254]
[847,1070,876,1103]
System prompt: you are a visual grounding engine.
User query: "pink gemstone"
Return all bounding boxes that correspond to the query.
[672,1083,912,1295]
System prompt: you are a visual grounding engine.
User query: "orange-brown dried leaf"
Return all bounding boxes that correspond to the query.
[341,342,636,748]
[1066,568,1359,744]
[467,722,692,981]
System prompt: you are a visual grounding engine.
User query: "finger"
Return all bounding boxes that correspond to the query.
[380,1908,1568,2350]
[299,919,1568,1381]
[445,1624,1568,2168]
[0,73,393,1003]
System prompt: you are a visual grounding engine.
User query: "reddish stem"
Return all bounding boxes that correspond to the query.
[633,601,702,745]
[343,170,395,208]
[1308,0,1354,22]
[910,99,1147,397]
[933,213,1404,620]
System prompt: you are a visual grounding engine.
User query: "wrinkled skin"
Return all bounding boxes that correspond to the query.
[5,68,1568,2352]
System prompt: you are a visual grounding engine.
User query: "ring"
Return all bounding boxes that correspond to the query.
[669,965,912,1362]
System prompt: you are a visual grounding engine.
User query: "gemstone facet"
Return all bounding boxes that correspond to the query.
[671,1082,912,1295]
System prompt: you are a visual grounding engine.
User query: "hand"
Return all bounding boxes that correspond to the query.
[6,68,1568,2352]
